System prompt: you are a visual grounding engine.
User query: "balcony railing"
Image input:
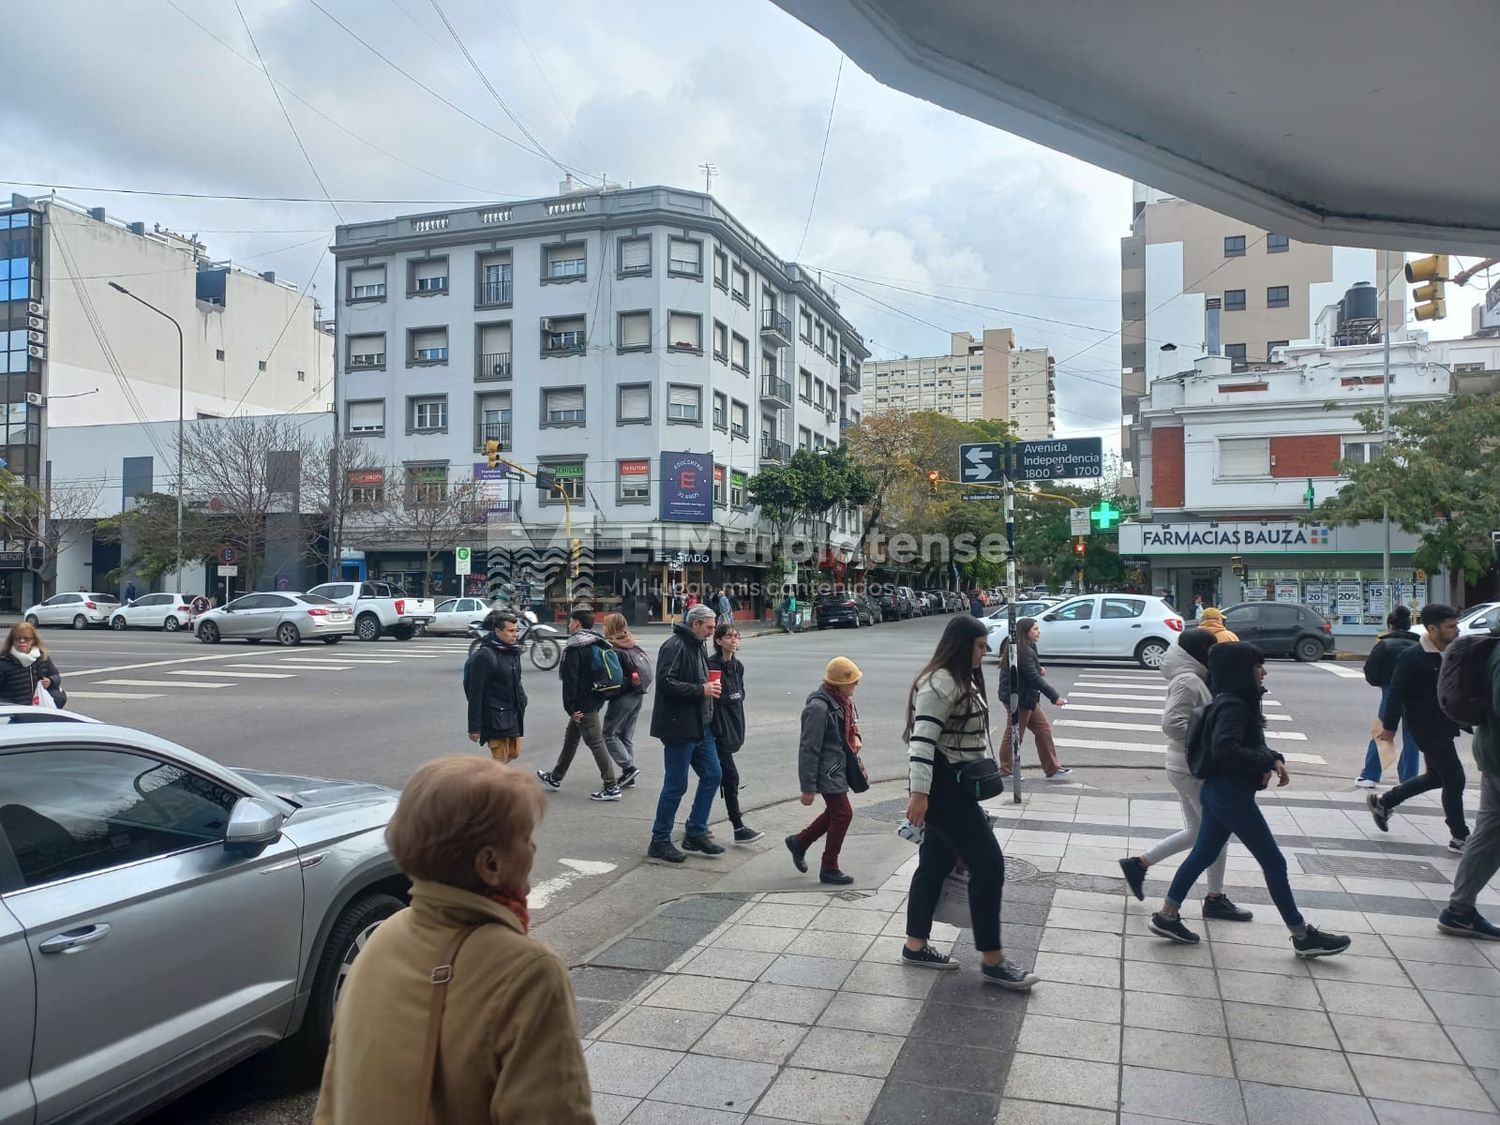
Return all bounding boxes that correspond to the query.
[543,331,586,356]
[348,353,384,370]
[476,421,513,451]
[477,351,513,381]
[476,279,513,306]
[760,436,791,464]
[760,375,793,406]
[840,358,861,390]
[760,308,792,346]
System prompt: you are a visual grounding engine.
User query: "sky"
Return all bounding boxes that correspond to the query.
[3,0,1487,444]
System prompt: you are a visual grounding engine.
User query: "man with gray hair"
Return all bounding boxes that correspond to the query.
[647,604,725,862]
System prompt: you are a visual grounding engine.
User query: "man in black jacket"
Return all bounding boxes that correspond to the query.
[536,609,621,802]
[1356,607,1419,787]
[1369,603,1469,850]
[647,604,724,862]
[466,610,527,762]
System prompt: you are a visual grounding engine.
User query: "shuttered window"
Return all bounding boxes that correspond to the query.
[668,238,702,276]
[619,384,650,422]
[412,259,448,290]
[620,237,650,274]
[544,388,585,424]
[1219,437,1270,477]
[348,266,385,299]
[347,400,384,432]
[668,313,701,350]
[667,384,701,422]
[410,328,448,362]
[619,311,651,349]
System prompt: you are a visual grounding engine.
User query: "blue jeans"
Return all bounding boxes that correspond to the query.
[1358,686,1419,783]
[651,730,723,843]
[1165,775,1304,929]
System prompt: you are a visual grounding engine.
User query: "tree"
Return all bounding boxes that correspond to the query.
[0,471,105,595]
[303,435,388,579]
[96,493,220,584]
[377,469,489,596]
[843,409,918,548]
[1316,394,1500,593]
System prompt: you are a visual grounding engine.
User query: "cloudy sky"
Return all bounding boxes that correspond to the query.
[4,0,1485,441]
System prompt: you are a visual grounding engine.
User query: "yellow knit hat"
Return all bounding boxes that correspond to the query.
[1201,607,1224,622]
[824,656,863,685]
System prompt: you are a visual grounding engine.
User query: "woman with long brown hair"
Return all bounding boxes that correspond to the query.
[0,621,65,707]
[998,617,1070,779]
[902,614,1038,989]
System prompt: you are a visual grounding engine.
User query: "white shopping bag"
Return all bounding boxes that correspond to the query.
[31,687,58,711]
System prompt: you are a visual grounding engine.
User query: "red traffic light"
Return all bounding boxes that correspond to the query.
[1073,539,1086,557]
[926,470,940,483]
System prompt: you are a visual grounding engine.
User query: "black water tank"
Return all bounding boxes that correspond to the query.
[1343,281,1378,323]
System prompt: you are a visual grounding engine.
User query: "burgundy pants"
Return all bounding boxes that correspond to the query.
[796,793,853,871]
[999,707,1060,775]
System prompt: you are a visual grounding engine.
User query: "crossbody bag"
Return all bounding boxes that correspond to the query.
[414,924,484,1125]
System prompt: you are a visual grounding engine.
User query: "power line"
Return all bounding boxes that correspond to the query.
[0,178,502,206]
[497,0,597,171]
[793,55,843,261]
[230,247,330,415]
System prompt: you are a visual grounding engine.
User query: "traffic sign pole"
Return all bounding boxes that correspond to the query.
[1004,444,1024,804]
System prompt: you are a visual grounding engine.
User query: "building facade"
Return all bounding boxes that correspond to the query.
[861,329,1056,437]
[331,183,868,620]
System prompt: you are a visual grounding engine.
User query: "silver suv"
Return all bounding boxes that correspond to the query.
[0,721,405,1125]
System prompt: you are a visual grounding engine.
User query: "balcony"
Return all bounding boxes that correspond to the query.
[477,351,513,381]
[760,308,793,347]
[476,279,513,307]
[542,331,586,357]
[348,353,385,371]
[760,436,791,464]
[840,357,861,391]
[760,374,793,408]
[476,421,513,452]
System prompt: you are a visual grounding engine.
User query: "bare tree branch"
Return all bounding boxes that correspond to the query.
[0,471,105,595]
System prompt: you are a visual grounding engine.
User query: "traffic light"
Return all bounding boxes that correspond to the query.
[926,470,940,496]
[1073,537,1086,559]
[1230,555,1245,577]
[484,439,501,470]
[1406,254,1450,321]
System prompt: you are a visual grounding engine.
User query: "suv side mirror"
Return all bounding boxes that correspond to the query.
[225,796,285,855]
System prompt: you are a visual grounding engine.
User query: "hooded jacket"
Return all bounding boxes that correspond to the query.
[798,685,852,795]
[650,622,711,743]
[1363,628,1418,688]
[466,634,526,740]
[558,628,610,716]
[1159,641,1212,771]
[1197,642,1281,787]
[708,653,746,753]
[1197,614,1240,643]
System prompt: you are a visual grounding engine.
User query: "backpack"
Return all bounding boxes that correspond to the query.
[1185,699,1217,779]
[590,642,626,698]
[462,643,484,698]
[1437,634,1500,730]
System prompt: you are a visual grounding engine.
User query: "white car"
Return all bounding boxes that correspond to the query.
[23,592,121,630]
[109,592,193,632]
[1458,602,1500,636]
[427,596,495,635]
[991,593,1185,668]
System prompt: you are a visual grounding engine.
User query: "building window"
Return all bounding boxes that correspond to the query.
[713,320,728,363]
[617,383,651,424]
[409,257,449,293]
[347,265,386,301]
[713,464,727,507]
[618,236,651,276]
[762,351,777,381]
[1267,233,1290,253]
[799,309,813,341]
[731,265,749,305]
[477,323,513,380]
[541,462,585,503]
[814,380,826,410]
[477,254,513,306]
[618,310,651,352]
[476,393,512,450]
[1224,235,1246,257]
[297,369,306,382]
[712,391,727,430]
[730,400,748,439]
[1267,340,1289,358]
[730,469,747,508]
[798,426,812,451]
[542,387,586,426]
[409,327,449,364]
[1223,289,1246,311]
[409,397,448,433]
[799,368,813,401]
[347,333,385,370]
[405,464,449,504]
[667,384,702,424]
[257,360,267,372]
[1219,436,1270,478]
[215,349,225,361]
[730,333,749,372]
[668,238,703,278]
[1224,343,1248,368]
[542,316,586,355]
[713,248,729,289]
[543,243,586,281]
[815,322,825,353]
[1266,285,1290,308]
[617,459,650,503]
[348,468,385,506]
[346,399,385,434]
[1343,439,1385,465]
[668,312,702,352]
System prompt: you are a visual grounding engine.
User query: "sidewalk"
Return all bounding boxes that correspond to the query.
[570,784,1500,1124]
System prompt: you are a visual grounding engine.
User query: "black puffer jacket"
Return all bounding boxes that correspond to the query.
[708,655,746,753]
[1381,640,1460,744]
[1196,642,1280,787]
[0,653,64,707]
[650,623,711,743]
[1363,630,1418,688]
[466,636,526,740]
[1016,643,1061,711]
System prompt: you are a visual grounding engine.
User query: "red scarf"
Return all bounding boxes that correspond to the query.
[842,695,860,751]
[484,888,531,933]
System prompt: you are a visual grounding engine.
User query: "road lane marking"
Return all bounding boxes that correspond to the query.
[1316,664,1366,679]
[281,656,400,664]
[530,858,618,910]
[67,652,284,677]
[98,679,230,689]
[1070,691,1281,707]
[277,662,351,670]
[177,669,298,679]
[67,690,166,700]
[1061,703,1292,722]
[1054,718,1307,741]
[1050,735,1326,766]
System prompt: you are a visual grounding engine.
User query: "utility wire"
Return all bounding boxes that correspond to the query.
[0,178,501,205]
[793,55,843,261]
[230,247,331,415]
[497,0,597,171]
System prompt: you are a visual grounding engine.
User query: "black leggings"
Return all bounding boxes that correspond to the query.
[717,743,745,829]
[1382,738,1470,841]
[906,762,1005,951]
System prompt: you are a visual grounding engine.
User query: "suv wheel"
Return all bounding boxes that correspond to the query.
[72,614,88,631]
[1294,636,1325,662]
[300,892,405,1062]
[1136,638,1170,669]
[355,614,382,642]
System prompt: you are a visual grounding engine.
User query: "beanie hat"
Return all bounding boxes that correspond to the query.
[824,656,862,685]
[1200,607,1224,622]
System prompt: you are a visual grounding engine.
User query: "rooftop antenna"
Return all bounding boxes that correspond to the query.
[699,162,718,193]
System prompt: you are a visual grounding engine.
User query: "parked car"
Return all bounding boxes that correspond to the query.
[922,590,947,614]
[875,589,916,621]
[0,719,406,1125]
[1219,602,1334,661]
[1458,601,1500,636]
[990,593,1185,668]
[305,580,437,642]
[23,592,120,631]
[814,592,878,629]
[428,595,496,635]
[108,592,193,632]
[899,586,927,615]
[195,592,354,646]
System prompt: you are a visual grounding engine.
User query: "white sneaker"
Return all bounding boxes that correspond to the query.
[1354,778,1377,789]
[1045,768,1074,782]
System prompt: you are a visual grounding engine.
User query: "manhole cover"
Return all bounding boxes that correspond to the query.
[1297,854,1448,883]
[1005,857,1041,883]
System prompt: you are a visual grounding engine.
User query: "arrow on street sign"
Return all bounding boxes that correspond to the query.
[958,442,1004,484]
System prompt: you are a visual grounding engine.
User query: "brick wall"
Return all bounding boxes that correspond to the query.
[1152,425,1184,507]
[1270,434,1341,478]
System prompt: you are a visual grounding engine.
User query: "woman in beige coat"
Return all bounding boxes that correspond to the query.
[314,756,594,1124]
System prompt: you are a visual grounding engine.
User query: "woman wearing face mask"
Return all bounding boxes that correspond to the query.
[710,622,762,843]
[0,622,65,707]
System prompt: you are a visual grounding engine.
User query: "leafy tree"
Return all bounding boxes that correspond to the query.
[0,471,105,595]
[96,493,220,584]
[376,470,488,596]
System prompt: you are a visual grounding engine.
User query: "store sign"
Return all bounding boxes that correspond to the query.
[347,469,384,486]
[620,459,650,478]
[660,451,713,523]
[1123,520,1336,555]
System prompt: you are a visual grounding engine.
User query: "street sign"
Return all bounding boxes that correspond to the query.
[961,491,1002,502]
[455,546,472,576]
[219,565,238,577]
[535,466,557,493]
[190,596,210,615]
[958,442,1004,484]
[1070,507,1090,536]
[1090,500,1123,530]
[216,545,237,565]
[1013,437,1104,480]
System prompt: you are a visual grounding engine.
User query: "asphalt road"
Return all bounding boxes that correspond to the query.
[22,615,1448,1124]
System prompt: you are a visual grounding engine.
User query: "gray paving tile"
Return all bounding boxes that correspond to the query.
[1032,949,1121,988]
[782,928,876,961]
[1404,959,1500,996]
[1124,933,1216,967]
[838,960,938,1000]
[594,1092,641,1125]
[817,991,924,1036]
[789,1026,904,1078]
[1212,939,1310,977]
[729,983,835,1025]
[752,1067,884,1124]
[1122,1026,1234,1077]
[1125,958,1221,998]
[995,1100,1117,1125]
[629,913,729,946]
[1481,1070,1500,1112]
[680,945,781,982]
[593,938,683,972]
[692,1015,807,1065]
[585,1042,688,1098]
[866,1080,996,1125]
[1124,990,1227,1036]
[643,974,752,1015]
[712,923,801,954]
[1382,934,1496,966]
[572,965,657,1002]
[1316,980,1436,1022]
[1424,989,1500,1029]
[1018,1014,1122,1064]
[599,1006,718,1051]
[1304,953,1415,988]
[624,1101,746,1125]
[1369,1100,1500,1125]
[1329,1012,1461,1063]
[737,903,822,930]
[577,998,618,1037]
[1449,1025,1500,1069]
[1224,1000,1338,1049]
[1241,1082,1377,1125]
[891,1038,1008,1096]
[661,895,751,922]
[648,1053,776,1114]
[1350,1054,1498,1111]
[760,954,857,991]
[1007,1052,1120,1111]
[1040,926,1124,959]
[807,905,891,935]
[909,997,1024,1048]
[1047,905,1127,933]
[1120,1065,1247,1125]
[1216,967,1323,1010]
[1026,980,1123,1024]
[1231,1039,1359,1094]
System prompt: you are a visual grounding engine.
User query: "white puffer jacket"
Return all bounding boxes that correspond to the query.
[1159,643,1211,772]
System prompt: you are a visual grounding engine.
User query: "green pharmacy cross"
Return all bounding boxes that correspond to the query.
[1090,500,1122,531]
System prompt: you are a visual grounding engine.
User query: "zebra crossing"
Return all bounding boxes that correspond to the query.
[1046,667,1329,767]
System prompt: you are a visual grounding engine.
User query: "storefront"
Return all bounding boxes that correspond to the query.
[1118,518,1438,635]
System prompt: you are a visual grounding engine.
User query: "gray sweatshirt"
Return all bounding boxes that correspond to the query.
[1159,644,1211,771]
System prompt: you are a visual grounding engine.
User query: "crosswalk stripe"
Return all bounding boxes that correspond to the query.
[1073,683,1168,694]
[1070,690,1281,707]
[182,669,298,679]
[68,690,165,700]
[1062,702,1292,722]
[1050,735,1326,766]
[1317,663,1366,679]
[277,662,351,669]
[282,657,400,665]
[1054,718,1308,742]
[98,679,230,689]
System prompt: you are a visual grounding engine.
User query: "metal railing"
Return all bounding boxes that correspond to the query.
[477,279,513,306]
[476,421,513,451]
[478,351,513,380]
[760,436,791,463]
[760,308,792,342]
[760,375,792,405]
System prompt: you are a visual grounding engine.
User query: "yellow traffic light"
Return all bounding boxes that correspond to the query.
[1406,254,1449,321]
[484,439,501,469]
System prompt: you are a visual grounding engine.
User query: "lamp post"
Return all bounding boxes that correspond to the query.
[108,282,184,583]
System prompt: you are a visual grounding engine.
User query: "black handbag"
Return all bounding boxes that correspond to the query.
[844,744,870,793]
[955,756,1004,800]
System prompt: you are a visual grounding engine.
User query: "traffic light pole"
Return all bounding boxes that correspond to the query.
[499,457,575,604]
[1004,447,1023,803]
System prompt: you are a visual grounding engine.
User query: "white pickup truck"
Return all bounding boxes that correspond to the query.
[306,580,437,642]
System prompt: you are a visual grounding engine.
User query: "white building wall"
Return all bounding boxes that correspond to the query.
[1142,241,1204,382]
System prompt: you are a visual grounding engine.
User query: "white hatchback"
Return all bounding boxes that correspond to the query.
[991,593,1185,668]
[1458,602,1500,637]
[427,596,495,635]
[109,592,194,632]
[23,592,120,630]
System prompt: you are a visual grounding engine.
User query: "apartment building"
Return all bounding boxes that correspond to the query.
[861,328,1055,437]
[1120,184,1404,481]
[332,182,868,619]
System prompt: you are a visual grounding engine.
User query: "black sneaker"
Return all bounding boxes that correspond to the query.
[682,834,726,856]
[820,869,854,885]
[1118,856,1148,901]
[902,944,959,971]
[1202,894,1254,922]
[618,765,640,789]
[1149,912,1201,944]
[1366,792,1390,832]
[733,825,765,844]
[1449,838,1467,854]
[981,960,1040,990]
[589,785,622,802]
[1292,925,1351,958]
[535,770,562,792]
[1437,908,1500,940]
[785,835,808,873]
[647,838,686,863]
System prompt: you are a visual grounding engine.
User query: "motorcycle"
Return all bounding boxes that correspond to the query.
[466,607,562,671]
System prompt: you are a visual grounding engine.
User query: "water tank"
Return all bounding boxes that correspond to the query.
[1342,281,1378,323]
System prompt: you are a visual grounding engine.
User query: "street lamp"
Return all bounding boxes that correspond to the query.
[108,282,184,584]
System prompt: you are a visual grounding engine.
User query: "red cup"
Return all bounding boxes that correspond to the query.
[708,670,722,684]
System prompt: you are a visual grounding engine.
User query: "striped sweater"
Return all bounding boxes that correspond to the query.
[907,669,991,795]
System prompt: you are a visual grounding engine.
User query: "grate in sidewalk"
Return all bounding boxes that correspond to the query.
[1296,853,1449,882]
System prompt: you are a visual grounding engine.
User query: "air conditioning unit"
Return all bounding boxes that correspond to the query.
[541,318,554,332]
[24,392,42,407]
[26,301,44,318]
[26,316,44,331]
[825,410,837,424]
[26,330,45,346]
[27,345,44,359]
[493,362,509,376]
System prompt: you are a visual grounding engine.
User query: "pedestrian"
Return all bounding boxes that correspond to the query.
[535,608,622,802]
[1150,642,1351,956]
[1436,618,1500,939]
[125,581,137,602]
[1190,593,1205,621]
[1367,604,1470,851]
[313,757,594,1124]
[1355,607,1420,787]
[601,613,650,790]
[647,586,662,622]
[715,585,734,626]
[998,617,1072,780]
[786,657,864,884]
[1117,628,1253,920]
[711,622,763,843]
[0,622,65,707]
[901,615,1038,988]
[969,588,986,617]
[466,610,527,763]
[1197,607,1239,642]
[685,589,699,610]
[646,603,725,862]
